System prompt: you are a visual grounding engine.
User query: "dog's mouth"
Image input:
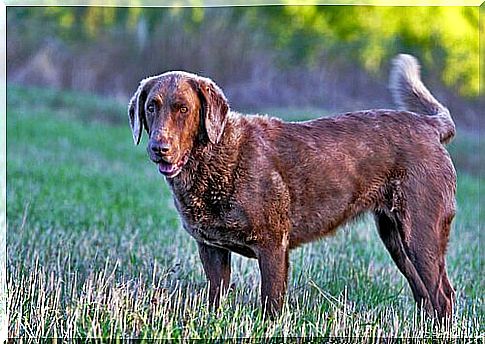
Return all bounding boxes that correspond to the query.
[157,155,189,178]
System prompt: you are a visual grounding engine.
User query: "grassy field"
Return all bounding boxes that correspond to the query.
[7,85,483,339]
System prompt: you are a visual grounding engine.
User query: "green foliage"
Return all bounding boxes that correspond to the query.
[247,6,479,97]
[481,4,485,97]
[7,85,483,338]
[7,6,480,98]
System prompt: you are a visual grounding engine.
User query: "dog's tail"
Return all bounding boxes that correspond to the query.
[389,54,455,144]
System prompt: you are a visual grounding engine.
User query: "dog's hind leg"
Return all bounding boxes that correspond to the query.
[439,214,456,309]
[402,206,455,319]
[374,210,435,315]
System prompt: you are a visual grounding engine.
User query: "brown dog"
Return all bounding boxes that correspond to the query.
[128,54,456,318]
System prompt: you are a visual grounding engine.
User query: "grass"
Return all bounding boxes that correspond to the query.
[6,85,483,339]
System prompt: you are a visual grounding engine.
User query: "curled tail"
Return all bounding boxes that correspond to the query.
[389,54,455,144]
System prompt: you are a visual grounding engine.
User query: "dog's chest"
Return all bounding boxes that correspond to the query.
[171,181,252,249]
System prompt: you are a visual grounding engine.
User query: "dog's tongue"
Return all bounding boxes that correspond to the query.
[158,161,176,175]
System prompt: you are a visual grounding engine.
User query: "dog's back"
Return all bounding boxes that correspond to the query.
[239,105,454,248]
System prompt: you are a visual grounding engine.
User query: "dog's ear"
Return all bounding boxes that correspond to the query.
[128,77,155,145]
[195,77,229,144]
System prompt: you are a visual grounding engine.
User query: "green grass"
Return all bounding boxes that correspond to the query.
[6,85,483,339]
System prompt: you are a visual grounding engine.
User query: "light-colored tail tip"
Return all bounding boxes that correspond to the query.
[392,54,420,72]
[389,54,421,90]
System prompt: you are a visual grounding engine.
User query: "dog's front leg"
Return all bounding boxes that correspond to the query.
[197,241,231,309]
[257,242,289,318]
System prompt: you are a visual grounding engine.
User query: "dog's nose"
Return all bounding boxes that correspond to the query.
[149,141,171,155]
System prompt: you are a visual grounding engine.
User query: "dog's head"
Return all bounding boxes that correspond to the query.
[128,71,229,178]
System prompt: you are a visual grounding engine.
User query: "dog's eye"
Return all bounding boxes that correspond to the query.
[147,104,155,113]
[180,106,188,113]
